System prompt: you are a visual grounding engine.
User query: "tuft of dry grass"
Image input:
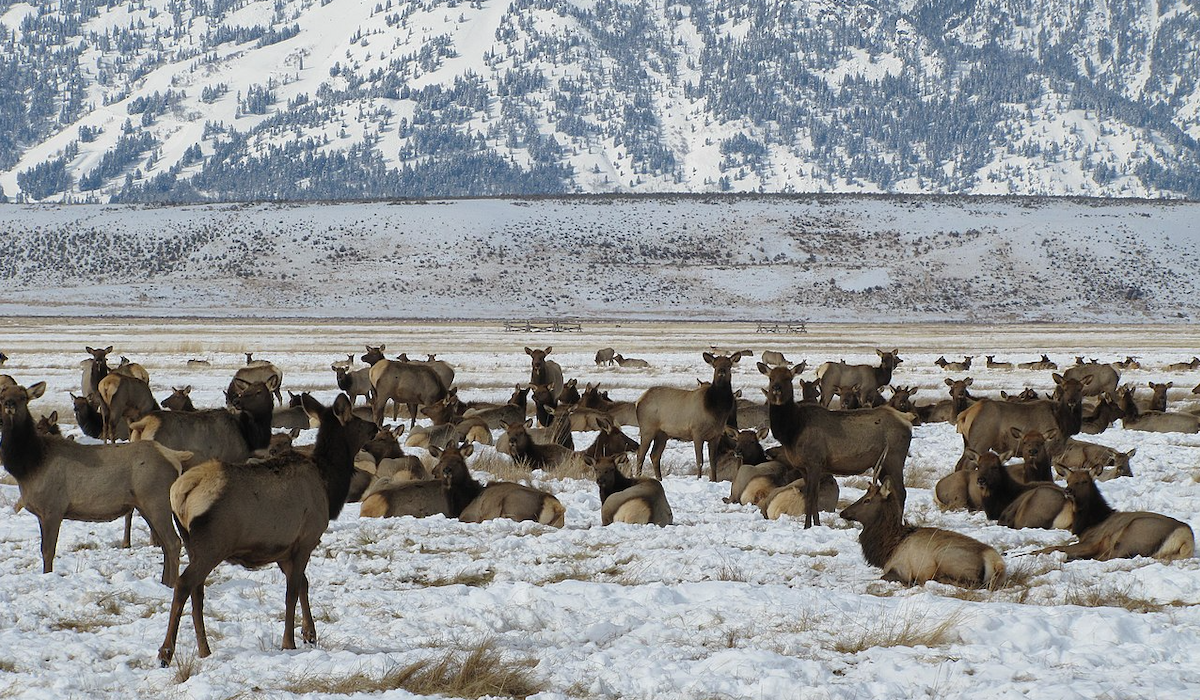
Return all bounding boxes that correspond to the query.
[1064,581,1165,613]
[283,639,541,698]
[832,608,966,654]
[171,653,201,684]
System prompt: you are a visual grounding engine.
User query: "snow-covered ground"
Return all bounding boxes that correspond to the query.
[1,318,1200,699]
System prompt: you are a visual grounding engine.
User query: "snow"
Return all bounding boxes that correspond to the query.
[2,318,1200,698]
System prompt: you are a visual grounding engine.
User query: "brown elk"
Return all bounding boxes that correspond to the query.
[437,443,566,526]
[70,392,104,439]
[272,391,315,430]
[1,381,185,586]
[529,381,558,427]
[114,356,150,383]
[229,354,284,404]
[759,362,912,528]
[1037,468,1194,561]
[162,386,196,412]
[462,384,529,430]
[726,461,789,505]
[635,351,748,480]
[1001,388,1040,403]
[369,358,448,427]
[128,378,279,465]
[918,377,976,424]
[996,462,1073,531]
[1063,362,1119,397]
[985,356,1013,370]
[526,347,564,397]
[955,373,1085,470]
[1053,439,1134,480]
[933,463,984,512]
[1114,356,1140,370]
[582,416,640,459]
[1116,385,1200,434]
[1165,357,1200,371]
[1148,382,1172,412]
[157,393,377,665]
[97,372,159,442]
[934,356,973,371]
[1017,354,1057,370]
[333,364,373,406]
[501,419,576,470]
[594,347,616,366]
[1079,393,1123,434]
[815,349,902,408]
[81,345,113,401]
[1007,428,1055,483]
[841,458,1004,588]
[614,353,651,369]
[758,471,839,520]
[590,454,672,526]
[558,378,581,406]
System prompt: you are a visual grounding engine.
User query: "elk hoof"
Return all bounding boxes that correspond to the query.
[158,647,173,668]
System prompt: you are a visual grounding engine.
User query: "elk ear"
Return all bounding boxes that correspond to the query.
[428,445,442,458]
[25,381,47,400]
[1053,463,1069,478]
[757,361,770,375]
[703,351,716,365]
[964,378,973,386]
[1052,373,1064,385]
[729,351,743,363]
[794,360,807,374]
[878,477,894,498]
[524,347,534,356]
[183,385,192,394]
[909,388,918,395]
[1044,428,1059,441]
[760,387,770,398]
[288,427,302,438]
[723,425,738,439]
[876,348,884,357]
[1125,447,1137,458]
[1009,426,1023,439]
[997,449,1014,463]
[48,411,57,422]
[460,442,474,458]
[524,418,534,428]
[104,346,114,354]
[332,394,354,425]
[299,392,324,422]
[734,388,743,398]
[756,425,770,440]
[944,377,953,386]
[266,374,282,391]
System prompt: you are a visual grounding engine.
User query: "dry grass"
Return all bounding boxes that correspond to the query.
[49,614,116,633]
[1064,581,1166,613]
[282,639,541,698]
[832,607,966,654]
[172,653,201,684]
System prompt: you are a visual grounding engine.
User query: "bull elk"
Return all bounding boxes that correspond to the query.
[158,393,377,665]
[635,351,748,480]
[815,349,901,408]
[760,362,912,528]
[841,455,1005,588]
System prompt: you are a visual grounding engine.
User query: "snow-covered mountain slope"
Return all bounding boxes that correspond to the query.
[1,0,1199,202]
[1,195,1196,321]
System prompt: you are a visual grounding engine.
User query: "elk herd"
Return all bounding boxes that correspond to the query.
[0,342,1198,663]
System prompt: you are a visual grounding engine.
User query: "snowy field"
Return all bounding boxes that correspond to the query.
[1,317,1200,699]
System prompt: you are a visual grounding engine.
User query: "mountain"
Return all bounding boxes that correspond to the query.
[0,195,1196,321]
[0,0,1199,203]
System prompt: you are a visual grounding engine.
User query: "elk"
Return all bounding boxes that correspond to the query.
[358,448,447,519]
[437,443,566,526]
[81,345,113,400]
[70,392,104,438]
[1148,382,1172,412]
[974,449,1031,521]
[186,359,211,368]
[1037,468,1194,561]
[595,347,616,366]
[726,461,789,505]
[933,463,984,512]
[162,386,196,412]
[331,353,354,370]
[526,347,564,397]
[333,365,373,406]
[272,391,315,430]
[582,416,641,459]
[369,358,448,427]
[816,349,901,408]
[1053,439,1134,480]
[128,377,278,465]
[1116,385,1200,434]
[1062,362,1119,397]
[97,372,159,441]
[886,386,918,415]
[1017,354,1057,370]
[614,353,651,369]
[1079,393,1124,434]
[1114,356,1140,370]
[396,353,456,390]
[760,362,912,528]
[758,470,839,520]
[529,381,558,427]
[998,469,1073,531]
[635,351,748,480]
[462,384,529,430]
[114,356,150,383]
[955,373,1085,469]
[501,419,576,470]
[361,345,387,365]
[1165,357,1200,371]
[841,457,1005,588]
[934,356,973,371]
[985,356,1013,370]
[760,350,790,367]
[228,354,283,404]
[558,378,581,406]
[589,454,672,526]
[158,393,377,665]
[1008,428,1055,483]
[1001,388,1040,403]
[0,381,185,586]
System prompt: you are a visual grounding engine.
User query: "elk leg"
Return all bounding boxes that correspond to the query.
[706,437,721,482]
[191,585,211,658]
[159,560,214,666]
[38,516,62,573]
[693,440,705,479]
[805,466,822,528]
[122,512,133,549]
[649,434,668,480]
[635,432,652,477]
[407,403,418,429]
[141,507,181,587]
[297,570,315,645]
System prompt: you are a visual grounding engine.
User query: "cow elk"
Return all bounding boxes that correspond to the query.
[590,454,672,526]
[369,358,448,427]
[230,354,284,404]
[985,356,1013,370]
[816,349,902,408]
[955,373,1085,470]
[526,347,564,397]
[157,393,377,665]
[614,353,651,369]
[437,443,566,527]
[162,386,196,412]
[594,347,616,366]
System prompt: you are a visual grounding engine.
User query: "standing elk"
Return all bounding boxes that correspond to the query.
[1063,362,1119,397]
[97,372,159,442]
[594,348,616,366]
[81,345,113,401]
[157,393,377,665]
[815,349,902,408]
[369,358,448,428]
[229,354,284,404]
[841,455,1005,588]
[333,364,374,406]
[1037,468,1194,561]
[127,378,279,465]
[526,347,564,397]
[759,362,913,528]
[635,351,748,481]
[0,381,185,586]
[954,373,1085,470]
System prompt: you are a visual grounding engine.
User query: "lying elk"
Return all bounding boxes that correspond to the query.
[582,416,641,459]
[1037,468,1194,561]
[158,393,377,665]
[462,384,529,430]
[1017,354,1057,370]
[917,377,976,424]
[1114,356,1140,370]
[934,356,973,371]
[636,351,749,480]
[995,462,1073,531]
[128,377,279,465]
[758,469,839,520]
[501,419,576,470]
[985,356,1013,370]
[1,382,186,586]
[1148,381,1171,412]
[437,442,566,526]
[594,347,616,366]
[816,349,901,409]
[589,454,672,526]
[1053,439,1134,480]
[955,373,1085,470]
[1165,357,1200,371]
[841,453,1005,588]
[162,386,196,412]
[526,346,564,397]
[1116,385,1200,434]
[614,353,650,369]
[359,442,449,519]
[1080,393,1124,434]
[760,362,912,528]
[1063,362,1119,397]
[229,354,284,405]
